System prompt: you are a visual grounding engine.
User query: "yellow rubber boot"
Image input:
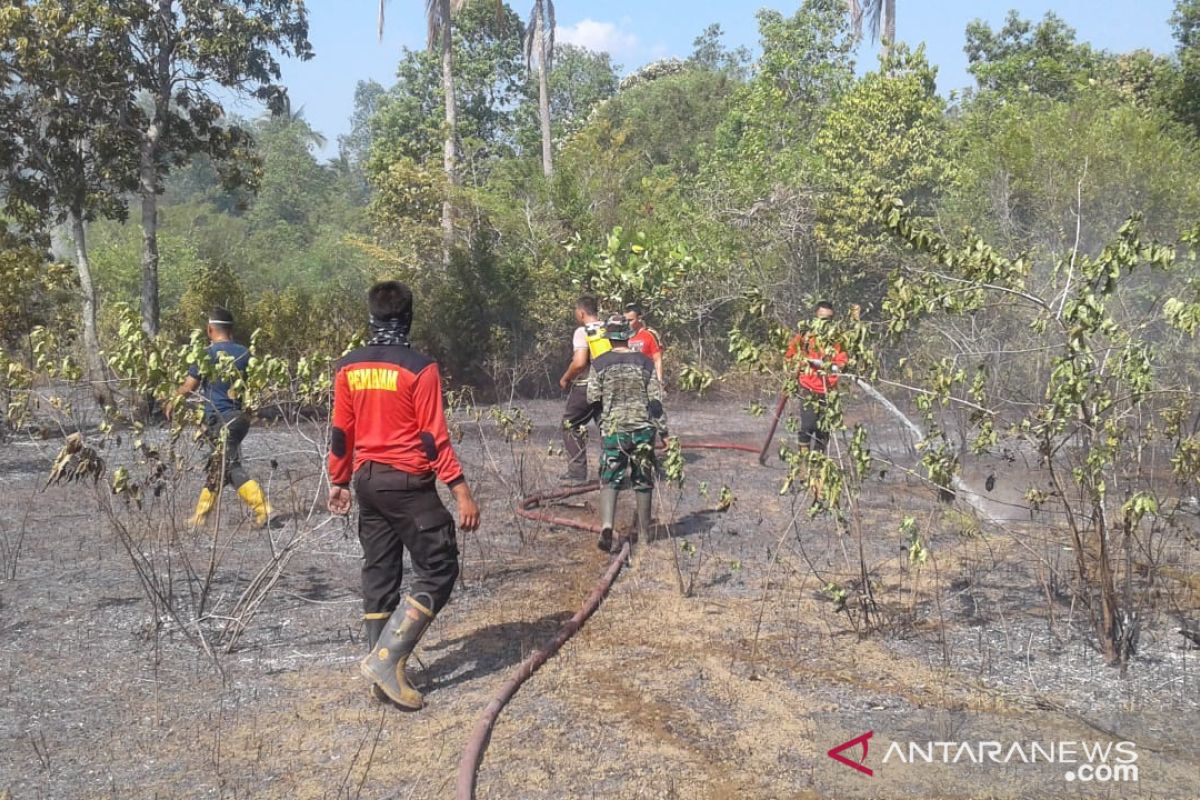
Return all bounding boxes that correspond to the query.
[188,488,217,529]
[236,480,273,528]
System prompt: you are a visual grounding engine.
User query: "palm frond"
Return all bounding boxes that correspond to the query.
[523,0,555,73]
[377,0,387,42]
[426,0,445,50]
[524,3,540,71]
[864,0,884,42]
[848,0,884,42]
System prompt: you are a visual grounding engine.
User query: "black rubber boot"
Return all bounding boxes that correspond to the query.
[363,615,386,650]
[363,613,389,703]
[597,485,618,552]
[359,595,434,710]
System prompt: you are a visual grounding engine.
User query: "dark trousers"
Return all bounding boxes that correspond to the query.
[354,462,459,616]
[798,391,829,453]
[203,410,251,490]
[562,382,601,479]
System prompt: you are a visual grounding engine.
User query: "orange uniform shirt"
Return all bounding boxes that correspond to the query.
[785,332,848,395]
[329,345,464,487]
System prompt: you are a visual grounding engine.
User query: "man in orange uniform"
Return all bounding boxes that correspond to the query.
[785,301,848,454]
[327,281,480,711]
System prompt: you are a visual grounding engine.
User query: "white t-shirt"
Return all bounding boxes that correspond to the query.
[571,326,589,386]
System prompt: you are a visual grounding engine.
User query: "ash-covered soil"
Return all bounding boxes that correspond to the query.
[1,394,1198,799]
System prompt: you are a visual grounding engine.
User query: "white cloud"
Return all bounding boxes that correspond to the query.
[556,18,639,59]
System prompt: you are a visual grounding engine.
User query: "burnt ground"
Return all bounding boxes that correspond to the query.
[1,394,1198,800]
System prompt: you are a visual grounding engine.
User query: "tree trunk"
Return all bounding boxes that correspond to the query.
[69,210,113,408]
[883,0,896,54]
[440,0,458,266]
[138,0,172,337]
[139,142,161,338]
[537,0,554,177]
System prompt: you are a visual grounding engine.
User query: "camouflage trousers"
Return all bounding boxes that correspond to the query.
[600,427,657,493]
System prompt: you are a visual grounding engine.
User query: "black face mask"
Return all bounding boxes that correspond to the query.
[368,314,412,347]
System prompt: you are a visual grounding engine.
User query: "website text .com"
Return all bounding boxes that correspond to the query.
[827,737,1140,783]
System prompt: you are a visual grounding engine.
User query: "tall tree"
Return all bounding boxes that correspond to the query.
[114,0,312,336]
[965,11,1105,100]
[1171,0,1200,128]
[689,23,752,78]
[517,43,617,149]
[0,2,139,404]
[378,0,502,261]
[848,0,895,52]
[339,79,389,200]
[524,0,555,175]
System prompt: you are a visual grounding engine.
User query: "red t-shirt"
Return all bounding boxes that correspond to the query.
[629,328,661,358]
[785,332,848,395]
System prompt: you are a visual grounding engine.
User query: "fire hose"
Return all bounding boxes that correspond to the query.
[456,368,982,798]
[455,535,630,799]
[455,405,788,799]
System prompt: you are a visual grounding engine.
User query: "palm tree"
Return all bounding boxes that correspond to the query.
[848,0,895,53]
[377,0,501,262]
[524,0,555,176]
[277,99,329,150]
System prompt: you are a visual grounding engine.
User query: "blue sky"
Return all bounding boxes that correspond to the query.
[256,1,1180,157]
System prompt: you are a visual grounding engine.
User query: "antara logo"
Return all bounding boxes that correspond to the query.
[827,731,874,777]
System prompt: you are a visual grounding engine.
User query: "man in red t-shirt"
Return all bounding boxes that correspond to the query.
[784,300,848,454]
[327,281,480,711]
[624,303,664,385]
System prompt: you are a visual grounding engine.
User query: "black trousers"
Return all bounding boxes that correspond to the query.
[798,391,829,453]
[354,462,459,616]
[562,382,602,479]
[203,410,251,490]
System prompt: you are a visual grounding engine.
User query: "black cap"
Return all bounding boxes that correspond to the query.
[208,306,234,325]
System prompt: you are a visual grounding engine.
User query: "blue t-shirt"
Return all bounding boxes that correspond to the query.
[188,341,250,416]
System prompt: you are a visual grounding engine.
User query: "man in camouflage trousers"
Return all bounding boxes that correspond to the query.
[587,315,668,554]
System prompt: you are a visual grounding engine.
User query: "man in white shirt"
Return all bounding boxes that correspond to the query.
[557,296,609,484]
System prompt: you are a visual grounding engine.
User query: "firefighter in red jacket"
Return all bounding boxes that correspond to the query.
[785,300,849,454]
[327,281,480,711]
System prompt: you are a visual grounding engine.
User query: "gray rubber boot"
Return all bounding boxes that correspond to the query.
[633,491,652,554]
[634,491,653,545]
[597,485,618,552]
[359,595,434,710]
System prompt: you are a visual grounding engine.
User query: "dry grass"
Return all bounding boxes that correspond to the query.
[1,398,1198,799]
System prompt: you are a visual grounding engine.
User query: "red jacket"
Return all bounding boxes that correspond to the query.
[786,332,848,395]
[329,345,464,488]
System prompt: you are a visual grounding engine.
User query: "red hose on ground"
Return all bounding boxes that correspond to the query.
[456,431,778,799]
[455,539,630,799]
[679,441,761,453]
[515,481,603,531]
